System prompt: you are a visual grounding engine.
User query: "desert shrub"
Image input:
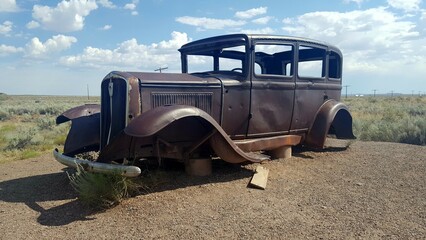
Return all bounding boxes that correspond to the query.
[38,106,63,115]
[0,110,8,121]
[8,107,32,116]
[37,117,55,130]
[0,93,7,101]
[399,118,426,145]
[68,166,140,209]
[5,127,37,150]
[347,96,426,146]
[407,105,426,117]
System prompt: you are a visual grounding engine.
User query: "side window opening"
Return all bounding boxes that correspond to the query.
[187,55,213,73]
[329,51,342,79]
[254,44,293,77]
[298,45,326,79]
[186,45,245,74]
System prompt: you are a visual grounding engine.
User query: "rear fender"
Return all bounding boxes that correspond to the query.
[56,104,101,156]
[305,100,356,148]
[98,105,264,163]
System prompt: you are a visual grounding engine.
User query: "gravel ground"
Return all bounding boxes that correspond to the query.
[0,140,425,239]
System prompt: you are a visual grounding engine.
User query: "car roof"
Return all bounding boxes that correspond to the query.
[179,34,341,55]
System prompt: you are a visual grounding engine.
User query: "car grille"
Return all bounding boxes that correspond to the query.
[151,92,213,114]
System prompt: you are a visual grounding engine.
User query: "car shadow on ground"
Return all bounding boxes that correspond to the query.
[0,171,96,226]
[133,160,254,196]
[0,162,254,227]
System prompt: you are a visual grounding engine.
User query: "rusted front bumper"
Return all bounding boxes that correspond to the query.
[53,149,141,177]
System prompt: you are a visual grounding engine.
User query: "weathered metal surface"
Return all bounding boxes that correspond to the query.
[151,92,213,114]
[56,104,101,156]
[97,105,268,164]
[305,99,355,148]
[235,135,301,152]
[100,75,128,149]
[63,113,100,156]
[56,104,100,124]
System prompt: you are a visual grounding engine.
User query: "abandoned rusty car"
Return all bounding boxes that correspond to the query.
[54,34,355,177]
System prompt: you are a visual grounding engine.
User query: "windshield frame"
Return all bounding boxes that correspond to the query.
[180,36,249,78]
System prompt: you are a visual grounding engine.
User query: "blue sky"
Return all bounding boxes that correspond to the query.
[1,0,425,96]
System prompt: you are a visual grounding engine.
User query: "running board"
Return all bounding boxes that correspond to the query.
[234,135,302,152]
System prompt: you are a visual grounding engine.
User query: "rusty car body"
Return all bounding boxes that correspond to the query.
[54,34,355,177]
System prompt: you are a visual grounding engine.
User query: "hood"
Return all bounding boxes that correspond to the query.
[111,71,223,87]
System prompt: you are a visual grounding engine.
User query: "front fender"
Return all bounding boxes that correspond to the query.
[56,104,100,124]
[305,99,355,148]
[56,104,101,156]
[98,105,266,163]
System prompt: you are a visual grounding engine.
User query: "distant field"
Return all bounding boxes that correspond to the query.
[0,95,99,163]
[343,96,426,146]
[0,94,424,164]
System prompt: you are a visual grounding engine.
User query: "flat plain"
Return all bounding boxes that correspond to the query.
[0,140,425,239]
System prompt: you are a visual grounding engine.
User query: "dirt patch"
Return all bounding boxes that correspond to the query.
[0,141,425,239]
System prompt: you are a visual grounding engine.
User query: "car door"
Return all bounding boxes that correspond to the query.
[290,43,329,132]
[247,41,296,137]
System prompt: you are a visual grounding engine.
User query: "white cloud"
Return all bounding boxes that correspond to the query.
[176,16,245,30]
[100,24,112,30]
[282,8,419,50]
[0,0,19,12]
[0,44,24,56]
[235,7,267,19]
[343,0,366,7]
[240,27,275,34]
[124,3,136,10]
[252,16,272,25]
[26,35,77,58]
[420,10,426,30]
[281,7,425,75]
[124,0,138,15]
[60,31,190,70]
[97,0,116,8]
[26,20,40,29]
[387,0,421,12]
[32,0,98,32]
[0,21,13,35]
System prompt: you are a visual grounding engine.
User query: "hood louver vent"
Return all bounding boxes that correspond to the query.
[151,92,213,114]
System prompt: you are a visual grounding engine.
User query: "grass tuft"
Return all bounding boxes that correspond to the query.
[68,165,141,209]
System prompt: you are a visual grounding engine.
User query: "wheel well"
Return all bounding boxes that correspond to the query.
[328,109,356,139]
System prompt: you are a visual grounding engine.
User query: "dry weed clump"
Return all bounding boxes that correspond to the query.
[68,165,141,209]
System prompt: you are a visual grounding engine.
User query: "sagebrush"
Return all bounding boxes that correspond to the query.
[344,96,426,145]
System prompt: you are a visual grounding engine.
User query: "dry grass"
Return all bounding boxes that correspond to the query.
[343,95,426,145]
[0,95,99,163]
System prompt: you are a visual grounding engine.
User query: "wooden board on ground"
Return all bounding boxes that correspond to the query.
[249,165,269,190]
